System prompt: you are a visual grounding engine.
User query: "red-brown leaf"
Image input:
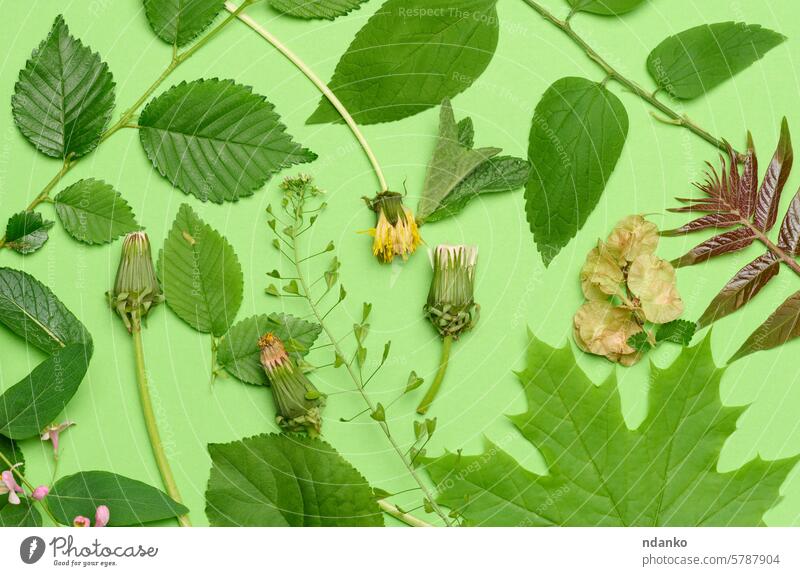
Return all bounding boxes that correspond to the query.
[738,132,758,217]
[778,188,800,255]
[661,213,740,237]
[672,227,756,268]
[730,289,800,362]
[753,118,793,231]
[697,252,780,328]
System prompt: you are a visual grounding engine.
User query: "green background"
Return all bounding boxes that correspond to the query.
[1,0,800,526]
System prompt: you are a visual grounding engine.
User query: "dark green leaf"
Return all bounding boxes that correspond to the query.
[457,118,475,149]
[525,77,628,266]
[139,79,316,203]
[268,0,368,19]
[731,290,800,362]
[426,335,797,525]
[54,179,139,245]
[206,433,384,526]
[0,436,24,473]
[4,212,53,254]
[12,15,115,158]
[0,268,90,353]
[656,319,696,345]
[159,204,243,336]
[647,22,786,100]
[307,0,499,125]
[143,0,225,47]
[49,471,188,526]
[0,343,92,439]
[217,313,322,385]
[0,500,42,527]
[568,0,645,16]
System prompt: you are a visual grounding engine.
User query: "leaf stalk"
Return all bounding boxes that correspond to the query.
[416,335,453,416]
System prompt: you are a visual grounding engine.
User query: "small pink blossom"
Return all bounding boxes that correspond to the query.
[40,421,75,458]
[0,465,24,505]
[73,516,91,528]
[95,505,110,527]
[31,485,50,501]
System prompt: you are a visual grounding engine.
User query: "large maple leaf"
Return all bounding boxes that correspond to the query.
[425,334,798,526]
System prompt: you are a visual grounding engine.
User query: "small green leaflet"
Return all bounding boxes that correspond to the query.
[139,79,316,203]
[54,179,140,245]
[525,77,628,266]
[158,204,243,336]
[143,0,226,47]
[628,320,697,352]
[48,471,188,526]
[268,0,368,19]
[4,212,53,254]
[307,0,500,125]
[12,15,115,159]
[647,22,785,100]
[206,433,384,526]
[217,313,323,385]
[425,334,798,526]
[568,0,646,16]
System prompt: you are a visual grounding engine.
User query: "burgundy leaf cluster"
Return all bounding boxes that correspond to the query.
[665,118,800,361]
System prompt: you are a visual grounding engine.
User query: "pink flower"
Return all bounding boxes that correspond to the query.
[95,505,110,527]
[73,516,91,528]
[41,421,75,458]
[0,465,24,505]
[31,485,49,501]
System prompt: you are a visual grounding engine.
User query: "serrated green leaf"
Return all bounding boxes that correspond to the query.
[426,335,797,526]
[0,343,92,440]
[417,100,500,222]
[307,0,499,125]
[424,156,531,223]
[139,79,316,203]
[217,313,322,385]
[143,0,225,47]
[4,211,54,254]
[525,77,628,266]
[268,0,368,19]
[206,433,384,526]
[0,499,42,527]
[0,268,91,353]
[647,22,786,100]
[657,319,696,346]
[12,15,115,159]
[54,179,139,245]
[568,0,646,16]
[49,471,188,526]
[158,204,243,336]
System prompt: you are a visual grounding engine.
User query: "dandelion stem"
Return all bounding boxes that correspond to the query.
[130,315,191,527]
[416,335,453,415]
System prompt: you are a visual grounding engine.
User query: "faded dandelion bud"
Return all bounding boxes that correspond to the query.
[259,333,324,436]
[364,191,422,264]
[109,231,163,332]
[425,245,479,339]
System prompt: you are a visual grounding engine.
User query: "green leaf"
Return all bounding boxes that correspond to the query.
[0,268,91,353]
[730,290,800,362]
[4,212,54,255]
[139,79,316,203]
[525,77,628,266]
[0,343,92,440]
[370,403,386,422]
[12,15,115,159]
[158,204,243,336]
[48,471,188,526]
[0,500,42,527]
[568,0,646,16]
[268,0,368,19]
[307,0,499,125]
[426,335,797,526]
[54,179,139,245]
[217,313,322,385]
[457,118,475,149]
[656,319,696,346]
[423,156,531,223]
[647,22,786,100]
[0,436,24,473]
[206,433,384,526]
[143,0,226,47]
[404,371,424,393]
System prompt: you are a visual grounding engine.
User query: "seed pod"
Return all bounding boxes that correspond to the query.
[109,231,163,332]
[425,245,479,339]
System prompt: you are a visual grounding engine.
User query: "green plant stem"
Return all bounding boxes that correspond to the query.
[225,1,390,193]
[0,1,254,253]
[520,0,736,157]
[0,450,61,526]
[288,205,452,527]
[131,319,191,527]
[416,335,453,415]
[377,499,432,527]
